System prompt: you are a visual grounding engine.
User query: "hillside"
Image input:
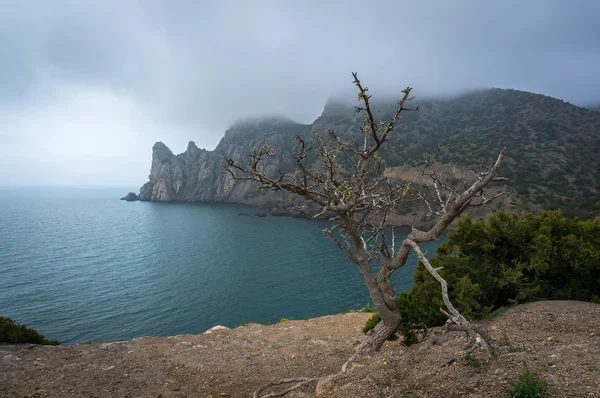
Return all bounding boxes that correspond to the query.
[1,301,598,397]
[131,89,600,220]
[586,104,600,113]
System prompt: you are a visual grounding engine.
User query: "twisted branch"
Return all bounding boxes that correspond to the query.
[405,239,495,357]
[226,72,508,396]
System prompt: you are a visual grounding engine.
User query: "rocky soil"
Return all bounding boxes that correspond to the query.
[1,300,599,397]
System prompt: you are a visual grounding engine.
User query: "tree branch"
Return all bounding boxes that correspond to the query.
[405,239,495,357]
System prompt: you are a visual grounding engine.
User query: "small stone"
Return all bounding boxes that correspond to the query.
[316,374,336,396]
[203,325,230,334]
[121,192,139,201]
[349,362,364,370]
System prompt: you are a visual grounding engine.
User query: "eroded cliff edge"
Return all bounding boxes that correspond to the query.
[1,301,599,397]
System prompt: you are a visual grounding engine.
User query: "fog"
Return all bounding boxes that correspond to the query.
[1,0,599,185]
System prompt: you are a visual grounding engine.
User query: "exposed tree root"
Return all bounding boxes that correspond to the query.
[253,353,368,398]
[253,312,495,398]
[253,377,316,398]
[341,354,359,373]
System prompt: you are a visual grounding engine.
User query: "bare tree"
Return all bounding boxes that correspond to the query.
[226,72,507,368]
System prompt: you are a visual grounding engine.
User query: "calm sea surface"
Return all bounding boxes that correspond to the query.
[0,187,443,344]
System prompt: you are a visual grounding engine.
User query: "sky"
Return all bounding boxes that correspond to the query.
[1,0,599,186]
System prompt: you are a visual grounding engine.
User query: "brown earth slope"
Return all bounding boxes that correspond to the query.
[1,301,599,397]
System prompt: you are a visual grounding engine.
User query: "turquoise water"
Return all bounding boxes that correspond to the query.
[0,187,443,344]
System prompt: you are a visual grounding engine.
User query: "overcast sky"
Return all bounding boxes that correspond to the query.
[2,0,599,186]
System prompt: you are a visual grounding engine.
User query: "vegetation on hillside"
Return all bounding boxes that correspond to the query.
[313,89,600,219]
[508,366,551,398]
[586,104,600,113]
[0,317,60,345]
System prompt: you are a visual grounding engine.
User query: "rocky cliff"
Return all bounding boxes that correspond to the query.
[131,89,600,219]
[137,117,311,211]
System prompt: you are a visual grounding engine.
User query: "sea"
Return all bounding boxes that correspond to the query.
[0,187,443,344]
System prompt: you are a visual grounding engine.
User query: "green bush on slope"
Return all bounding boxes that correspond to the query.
[508,367,551,398]
[0,317,60,345]
[364,210,600,344]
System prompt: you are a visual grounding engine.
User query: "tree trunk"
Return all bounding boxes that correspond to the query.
[354,312,401,359]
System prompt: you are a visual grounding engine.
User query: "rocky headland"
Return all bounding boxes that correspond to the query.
[125,89,600,221]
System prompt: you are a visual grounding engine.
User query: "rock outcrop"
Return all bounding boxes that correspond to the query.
[136,118,311,208]
[138,141,213,202]
[120,192,139,201]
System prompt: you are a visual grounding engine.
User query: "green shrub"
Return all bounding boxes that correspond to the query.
[358,304,378,313]
[0,317,59,345]
[507,367,550,398]
[361,313,381,334]
[465,352,484,369]
[360,313,399,341]
[363,210,600,341]
[488,305,512,319]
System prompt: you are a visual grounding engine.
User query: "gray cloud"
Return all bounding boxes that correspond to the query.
[1,0,599,185]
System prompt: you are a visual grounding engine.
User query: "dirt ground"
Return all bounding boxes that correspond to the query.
[1,300,599,397]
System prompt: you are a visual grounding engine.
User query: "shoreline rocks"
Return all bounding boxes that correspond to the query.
[120,192,139,201]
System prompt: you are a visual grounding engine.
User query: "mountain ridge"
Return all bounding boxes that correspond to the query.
[130,88,600,220]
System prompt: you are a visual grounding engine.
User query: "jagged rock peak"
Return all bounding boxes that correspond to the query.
[184,141,208,157]
[152,142,174,162]
[187,141,199,151]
